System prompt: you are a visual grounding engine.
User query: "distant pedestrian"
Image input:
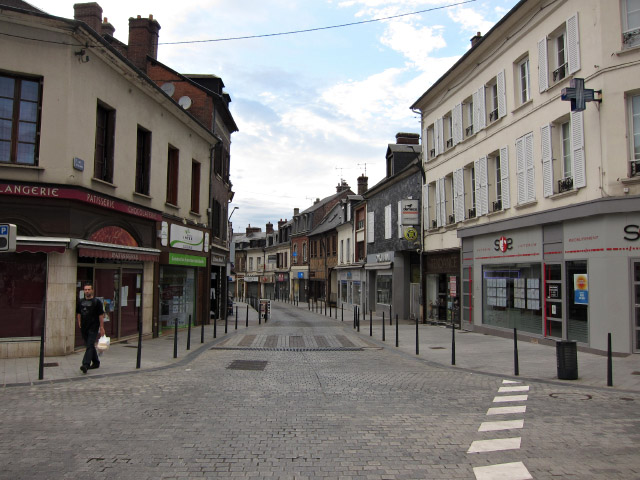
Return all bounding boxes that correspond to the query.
[76,283,105,374]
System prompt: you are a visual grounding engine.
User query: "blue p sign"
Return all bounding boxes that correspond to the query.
[0,224,16,252]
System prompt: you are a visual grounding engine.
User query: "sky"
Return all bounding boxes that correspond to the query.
[28,0,519,233]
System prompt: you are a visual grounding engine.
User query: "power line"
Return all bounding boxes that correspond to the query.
[158,1,477,45]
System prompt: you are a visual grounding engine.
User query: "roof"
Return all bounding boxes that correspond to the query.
[386,144,421,155]
[0,0,42,12]
[364,157,422,198]
[309,203,343,236]
[299,189,352,216]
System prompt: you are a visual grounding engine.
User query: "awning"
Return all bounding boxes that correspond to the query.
[71,239,160,262]
[16,236,70,254]
[364,261,393,270]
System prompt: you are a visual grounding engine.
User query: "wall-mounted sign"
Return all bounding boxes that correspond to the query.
[404,226,418,241]
[73,157,84,171]
[298,272,304,279]
[574,274,588,305]
[494,236,513,252]
[624,224,640,241]
[170,224,204,251]
[401,199,419,225]
[168,252,206,267]
[160,222,169,247]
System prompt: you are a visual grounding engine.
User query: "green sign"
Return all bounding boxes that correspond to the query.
[168,253,207,267]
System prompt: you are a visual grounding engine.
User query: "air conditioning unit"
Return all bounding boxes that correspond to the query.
[492,200,502,212]
[448,214,455,224]
[468,208,476,218]
[558,176,574,193]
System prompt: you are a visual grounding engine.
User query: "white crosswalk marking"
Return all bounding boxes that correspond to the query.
[493,394,528,402]
[468,437,521,453]
[473,461,533,480]
[487,405,527,415]
[502,380,521,384]
[498,385,529,393]
[478,419,524,432]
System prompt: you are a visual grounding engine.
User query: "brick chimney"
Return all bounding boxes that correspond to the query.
[101,17,115,37]
[266,222,274,234]
[336,179,350,193]
[471,32,482,47]
[293,208,300,216]
[395,132,420,145]
[277,219,287,230]
[245,225,261,235]
[128,14,161,72]
[74,3,103,33]
[357,175,368,195]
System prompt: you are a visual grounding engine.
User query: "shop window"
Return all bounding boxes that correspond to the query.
[341,281,348,304]
[159,266,196,332]
[633,261,640,352]
[135,126,151,195]
[352,281,362,307]
[0,74,42,165]
[566,260,588,343]
[94,101,116,183]
[0,253,46,338]
[482,263,542,334]
[376,275,392,305]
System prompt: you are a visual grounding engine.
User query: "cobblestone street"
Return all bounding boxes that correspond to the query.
[1,303,639,479]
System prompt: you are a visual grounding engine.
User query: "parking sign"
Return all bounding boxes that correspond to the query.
[0,224,17,252]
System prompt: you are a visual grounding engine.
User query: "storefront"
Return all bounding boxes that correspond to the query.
[459,209,640,354]
[290,268,308,302]
[336,266,366,312]
[210,252,227,321]
[262,273,275,299]
[276,272,289,300]
[424,249,460,326]
[244,276,259,299]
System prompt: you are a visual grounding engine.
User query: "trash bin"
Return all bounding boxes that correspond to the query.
[556,340,578,380]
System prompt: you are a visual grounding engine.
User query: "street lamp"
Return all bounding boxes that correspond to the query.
[229,206,239,220]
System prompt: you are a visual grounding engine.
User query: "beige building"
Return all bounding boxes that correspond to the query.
[0,3,231,357]
[412,0,640,353]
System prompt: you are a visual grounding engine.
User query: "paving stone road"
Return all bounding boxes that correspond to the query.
[1,303,639,479]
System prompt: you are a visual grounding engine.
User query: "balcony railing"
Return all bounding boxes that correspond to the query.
[468,207,476,218]
[465,125,474,136]
[489,109,498,122]
[631,160,640,177]
[558,176,573,193]
[446,138,453,148]
[552,63,567,82]
[492,199,502,212]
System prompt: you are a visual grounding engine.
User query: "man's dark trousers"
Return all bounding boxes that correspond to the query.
[81,328,100,368]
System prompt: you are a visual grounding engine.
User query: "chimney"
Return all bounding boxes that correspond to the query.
[314,198,320,205]
[128,14,161,72]
[278,219,287,230]
[336,179,350,193]
[101,17,115,37]
[246,225,261,235]
[74,3,103,33]
[357,175,368,195]
[395,132,420,145]
[471,31,482,47]
[293,208,300,216]
[266,222,274,234]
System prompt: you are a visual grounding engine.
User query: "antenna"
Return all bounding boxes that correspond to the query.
[357,162,368,176]
[335,166,345,181]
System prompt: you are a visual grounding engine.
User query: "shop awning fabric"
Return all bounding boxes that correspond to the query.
[16,236,70,254]
[70,239,160,262]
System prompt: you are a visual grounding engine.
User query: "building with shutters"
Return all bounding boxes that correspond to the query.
[412,0,640,354]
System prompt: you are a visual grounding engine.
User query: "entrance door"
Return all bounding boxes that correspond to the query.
[120,269,142,337]
[462,266,473,329]
[95,268,119,339]
[634,261,640,353]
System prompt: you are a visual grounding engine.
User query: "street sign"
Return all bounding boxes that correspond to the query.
[0,223,17,252]
[403,226,418,242]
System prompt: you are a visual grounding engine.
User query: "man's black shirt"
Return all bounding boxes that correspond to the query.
[76,297,104,331]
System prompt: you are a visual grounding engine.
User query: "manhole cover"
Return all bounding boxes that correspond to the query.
[227,360,268,371]
[43,362,59,367]
[549,393,592,400]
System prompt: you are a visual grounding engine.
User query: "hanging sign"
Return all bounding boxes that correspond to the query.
[401,200,419,225]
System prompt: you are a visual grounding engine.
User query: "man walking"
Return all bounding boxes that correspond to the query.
[76,282,105,374]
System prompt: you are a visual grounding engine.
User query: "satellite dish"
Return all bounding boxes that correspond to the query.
[161,82,175,97]
[178,96,192,110]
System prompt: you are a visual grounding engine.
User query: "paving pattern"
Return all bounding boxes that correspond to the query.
[0,304,639,479]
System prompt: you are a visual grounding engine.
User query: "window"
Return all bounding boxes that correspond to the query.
[190,160,201,213]
[302,242,307,262]
[249,257,254,271]
[630,93,640,176]
[166,145,179,205]
[426,181,437,229]
[516,132,536,203]
[346,238,351,263]
[489,82,499,122]
[539,14,580,91]
[356,241,365,261]
[444,113,453,149]
[543,112,585,196]
[94,102,116,183]
[340,240,344,263]
[212,200,222,237]
[0,74,41,165]
[376,275,392,305]
[623,0,640,47]
[464,96,474,137]
[517,57,531,104]
[135,126,151,195]
[561,122,572,179]
[356,209,365,230]
[293,244,298,264]
[213,142,223,177]
[434,117,444,156]
[425,124,435,160]
[466,163,477,218]
[554,33,567,82]
[488,152,503,212]
[444,173,454,224]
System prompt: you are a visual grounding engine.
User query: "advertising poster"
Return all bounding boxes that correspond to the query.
[574,274,588,305]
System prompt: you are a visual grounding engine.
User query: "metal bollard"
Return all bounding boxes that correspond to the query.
[187,314,192,351]
[213,313,217,339]
[390,305,393,326]
[382,312,385,342]
[225,310,228,333]
[173,318,178,358]
[246,305,249,327]
[415,315,419,355]
[200,314,205,344]
[451,323,455,365]
[137,314,143,368]
[235,306,238,330]
[395,314,399,347]
[38,313,45,380]
[513,328,519,376]
[341,304,343,322]
[370,310,373,337]
[607,333,613,387]
[357,306,360,332]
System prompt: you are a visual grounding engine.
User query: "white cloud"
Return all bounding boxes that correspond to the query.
[447,5,496,36]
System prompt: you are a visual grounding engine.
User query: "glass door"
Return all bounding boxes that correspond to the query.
[120,269,142,337]
[545,263,563,338]
[95,268,119,339]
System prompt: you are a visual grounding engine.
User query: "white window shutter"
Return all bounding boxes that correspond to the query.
[541,124,554,197]
[434,180,442,228]
[525,132,536,202]
[497,70,507,118]
[436,117,445,155]
[347,202,351,222]
[397,201,403,238]
[472,90,479,133]
[423,183,429,230]
[477,86,486,130]
[367,211,375,243]
[453,169,463,223]
[453,103,463,145]
[567,13,580,75]
[538,38,549,93]
[433,121,439,156]
[384,204,392,239]
[479,156,489,215]
[500,146,510,209]
[440,178,447,227]
[571,110,586,188]
[516,136,526,204]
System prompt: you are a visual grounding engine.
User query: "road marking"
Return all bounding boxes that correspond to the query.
[473,461,533,480]
[478,419,524,432]
[493,395,528,403]
[498,386,530,393]
[468,437,521,453]
[502,380,521,384]
[487,405,526,415]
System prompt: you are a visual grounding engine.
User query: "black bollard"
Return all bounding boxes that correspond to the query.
[341,304,344,322]
[235,305,238,330]
[330,304,332,318]
[173,318,178,358]
[187,314,192,351]
[137,313,143,368]
[395,314,399,347]
[390,305,393,325]
[513,328,519,376]
[382,312,386,342]
[213,313,217,339]
[225,310,228,333]
[200,314,205,344]
[451,322,456,365]
[353,307,356,329]
[416,315,419,355]
[607,333,613,387]
[370,310,373,337]
[357,306,360,332]
[246,305,249,327]
[38,313,45,380]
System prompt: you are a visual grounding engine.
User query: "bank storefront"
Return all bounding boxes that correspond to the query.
[459,205,640,354]
[336,265,365,312]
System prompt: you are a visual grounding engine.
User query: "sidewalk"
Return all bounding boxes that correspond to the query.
[0,301,262,387]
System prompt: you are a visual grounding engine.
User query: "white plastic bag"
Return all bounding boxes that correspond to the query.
[97,335,110,352]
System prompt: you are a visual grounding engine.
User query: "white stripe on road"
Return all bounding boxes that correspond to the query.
[493,395,528,403]
[473,461,532,480]
[502,380,521,384]
[468,437,521,453]
[487,405,527,415]
[498,386,530,393]
[478,419,524,432]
